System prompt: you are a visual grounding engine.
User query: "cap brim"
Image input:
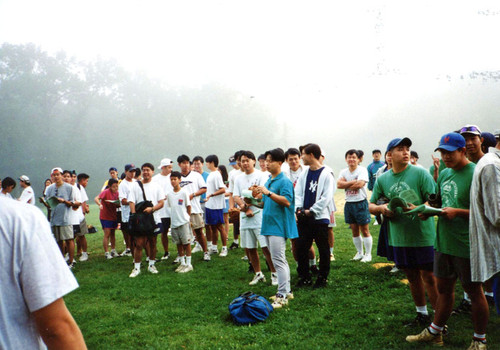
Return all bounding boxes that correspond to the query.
[435,145,460,152]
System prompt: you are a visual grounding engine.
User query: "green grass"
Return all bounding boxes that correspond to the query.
[64,204,499,349]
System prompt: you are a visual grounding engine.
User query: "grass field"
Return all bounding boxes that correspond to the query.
[63,203,499,350]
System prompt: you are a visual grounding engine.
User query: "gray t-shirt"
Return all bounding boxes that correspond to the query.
[0,197,78,349]
[45,183,76,226]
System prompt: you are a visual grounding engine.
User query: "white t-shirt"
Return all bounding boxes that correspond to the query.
[0,192,13,199]
[152,173,172,218]
[19,186,35,205]
[0,197,78,350]
[118,179,136,223]
[166,188,191,228]
[339,166,369,202]
[284,165,309,188]
[205,171,226,210]
[128,181,165,224]
[228,168,243,193]
[68,184,82,225]
[179,171,206,214]
[233,169,269,229]
[77,185,89,222]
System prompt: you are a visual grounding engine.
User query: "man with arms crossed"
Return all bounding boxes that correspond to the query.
[406,132,489,349]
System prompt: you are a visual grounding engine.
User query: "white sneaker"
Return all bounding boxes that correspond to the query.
[129,268,140,278]
[361,254,372,263]
[249,273,266,285]
[241,255,249,261]
[209,246,219,255]
[330,254,335,261]
[111,250,119,258]
[180,264,193,273]
[219,248,228,257]
[270,292,294,301]
[390,266,400,273]
[105,252,113,260]
[79,252,88,262]
[173,256,182,264]
[175,264,186,273]
[352,252,364,261]
[271,295,288,309]
[203,252,211,261]
[271,273,278,286]
[121,249,132,257]
[161,252,170,260]
[148,265,159,274]
[192,242,202,253]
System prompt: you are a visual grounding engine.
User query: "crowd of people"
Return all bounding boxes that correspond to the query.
[1,123,499,349]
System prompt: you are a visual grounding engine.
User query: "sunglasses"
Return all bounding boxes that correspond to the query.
[459,126,480,134]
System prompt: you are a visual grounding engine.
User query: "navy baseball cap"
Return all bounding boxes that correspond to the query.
[386,137,412,153]
[435,133,466,152]
[229,156,236,165]
[124,164,135,172]
[109,167,118,172]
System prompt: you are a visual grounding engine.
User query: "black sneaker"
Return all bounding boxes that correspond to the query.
[451,298,472,315]
[229,242,239,250]
[486,295,495,306]
[310,265,319,275]
[404,312,431,327]
[295,278,312,288]
[313,277,328,289]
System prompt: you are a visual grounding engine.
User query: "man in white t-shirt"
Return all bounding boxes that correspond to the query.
[233,151,277,285]
[1,176,16,198]
[18,175,35,205]
[128,163,165,278]
[76,173,90,262]
[205,155,228,257]
[337,149,373,262]
[153,158,174,260]
[118,164,136,256]
[63,170,82,267]
[177,154,210,261]
[0,197,86,349]
[228,153,243,249]
[258,153,271,177]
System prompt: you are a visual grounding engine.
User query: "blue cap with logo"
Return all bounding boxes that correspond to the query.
[434,132,466,152]
[386,137,412,153]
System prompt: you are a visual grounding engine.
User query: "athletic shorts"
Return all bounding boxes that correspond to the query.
[78,218,89,236]
[171,223,194,245]
[190,213,205,230]
[240,228,267,249]
[205,208,224,225]
[434,251,473,284]
[159,217,171,234]
[100,219,118,229]
[52,225,74,241]
[392,245,434,271]
[344,200,371,225]
[73,224,81,235]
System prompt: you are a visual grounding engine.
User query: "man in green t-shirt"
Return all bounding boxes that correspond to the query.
[369,137,438,327]
[407,132,489,349]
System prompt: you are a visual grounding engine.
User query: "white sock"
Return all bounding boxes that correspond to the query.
[134,262,141,270]
[429,323,443,334]
[149,259,155,267]
[186,256,192,265]
[309,258,316,266]
[111,249,116,253]
[207,242,212,249]
[234,239,239,244]
[222,246,227,250]
[353,236,363,254]
[329,247,333,254]
[473,333,486,341]
[180,255,186,265]
[363,236,373,255]
[485,292,493,297]
[416,305,428,315]
[464,292,471,302]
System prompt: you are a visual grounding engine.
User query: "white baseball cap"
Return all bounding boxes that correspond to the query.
[158,158,173,169]
[51,167,63,174]
[19,175,30,183]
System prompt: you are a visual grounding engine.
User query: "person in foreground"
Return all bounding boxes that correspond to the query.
[256,148,298,308]
[0,196,86,349]
[406,132,489,349]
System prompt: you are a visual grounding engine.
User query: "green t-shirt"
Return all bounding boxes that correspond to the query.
[370,164,436,247]
[435,162,475,258]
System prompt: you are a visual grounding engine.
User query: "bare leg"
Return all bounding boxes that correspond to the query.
[246,248,261,273]
[262,247,276,273]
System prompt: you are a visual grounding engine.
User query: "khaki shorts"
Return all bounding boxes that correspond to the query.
[190,213,205,230]
[75,218,89,237]
[52,225,74,241]
[171,223,194,245]
[240,228,267,249]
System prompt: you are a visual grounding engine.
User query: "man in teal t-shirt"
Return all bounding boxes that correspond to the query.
[369,137,438,328]
[407,132,489,349]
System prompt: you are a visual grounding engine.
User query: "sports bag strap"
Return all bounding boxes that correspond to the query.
[239,291,254,298]
[137,181,148,202]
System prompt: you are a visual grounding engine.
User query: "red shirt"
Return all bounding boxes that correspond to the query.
[98,188,118,221]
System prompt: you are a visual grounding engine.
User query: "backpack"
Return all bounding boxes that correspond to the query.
[129,181,156,236]
[228,292,273,325]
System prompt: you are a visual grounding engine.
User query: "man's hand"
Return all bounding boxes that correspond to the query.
[440,207,459,220]
[143,207,154,214]
[245,208,254,217]
[379,204,394,217]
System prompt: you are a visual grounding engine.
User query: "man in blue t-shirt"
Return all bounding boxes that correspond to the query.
[295,143,335,288]
[367,149,385,191]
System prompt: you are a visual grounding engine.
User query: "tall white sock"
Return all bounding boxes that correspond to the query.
[353,236,363,254]
[363,236,373,255]
[134,262,141,270]
[186,256,192,266]
[309,258,316,267]
[416,305,428,315]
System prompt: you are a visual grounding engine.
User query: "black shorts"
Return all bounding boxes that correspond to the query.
[434,251,473,284]
[159,218,171,234]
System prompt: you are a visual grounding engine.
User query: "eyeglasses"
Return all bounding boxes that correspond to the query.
[459,126,480,134]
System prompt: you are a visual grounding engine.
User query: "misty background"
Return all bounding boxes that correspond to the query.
[0,1,499,199]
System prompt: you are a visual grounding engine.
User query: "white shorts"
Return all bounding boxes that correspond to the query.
[240,228,267,249]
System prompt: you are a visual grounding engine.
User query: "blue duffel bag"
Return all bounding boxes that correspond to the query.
[228,291,273,325]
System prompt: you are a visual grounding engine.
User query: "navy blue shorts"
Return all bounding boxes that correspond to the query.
[205,208,224,225]
[391,245,434,271]
[100,219,118,229]
[159,217,171,233]
[344,200,371,225]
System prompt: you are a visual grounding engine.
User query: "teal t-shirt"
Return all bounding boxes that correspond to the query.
[370,164,436,247]
[435,162,475,258]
